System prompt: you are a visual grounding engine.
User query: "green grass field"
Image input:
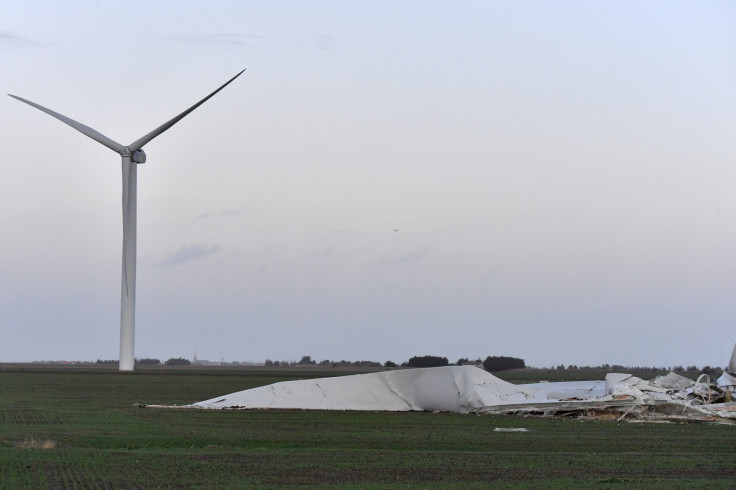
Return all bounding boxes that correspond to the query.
[1,366,734,488]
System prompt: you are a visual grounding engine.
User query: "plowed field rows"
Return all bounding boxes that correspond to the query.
[1,367,734,488]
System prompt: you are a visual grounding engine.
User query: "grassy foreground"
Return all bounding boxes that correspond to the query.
[1,367,734,489]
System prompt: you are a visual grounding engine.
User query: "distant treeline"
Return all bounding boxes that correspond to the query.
[483,356,526,371]
[402,355,526,371]
[407,356,449,368]
[92,354,527,371]
[274,355,526,371]
[138,358,161,365]
[94,358,186,366]
[164,358,191,366]
[553,363,722,376]
[90,356,721,375]
[265,356,383,368]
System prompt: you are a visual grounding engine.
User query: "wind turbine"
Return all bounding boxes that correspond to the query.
[9,69,245,371]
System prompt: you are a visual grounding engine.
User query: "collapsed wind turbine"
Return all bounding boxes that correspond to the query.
[9,70,245,371]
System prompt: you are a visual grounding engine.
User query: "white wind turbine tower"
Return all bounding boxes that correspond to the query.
[9,69,245,371]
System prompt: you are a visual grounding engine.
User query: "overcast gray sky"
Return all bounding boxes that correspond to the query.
[2,1,735,368]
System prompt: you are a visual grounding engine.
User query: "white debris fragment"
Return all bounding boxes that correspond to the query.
[716,370,736,392]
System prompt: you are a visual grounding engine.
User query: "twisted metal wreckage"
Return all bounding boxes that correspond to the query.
[155,344,736,424]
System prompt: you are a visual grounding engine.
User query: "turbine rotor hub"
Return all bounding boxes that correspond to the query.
[120,146,146,164]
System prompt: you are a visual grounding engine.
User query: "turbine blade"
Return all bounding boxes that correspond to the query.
[128,69,245,152]
[8,94,124,153]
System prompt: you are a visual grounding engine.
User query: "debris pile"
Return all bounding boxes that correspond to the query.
[184,364,736,424]
[481,371,735,423]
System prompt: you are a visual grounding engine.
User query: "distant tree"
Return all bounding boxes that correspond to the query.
[136,358,160,365]
[384,360,397,368]
[356,360,381,367]
[407,356,449,368]
[164,357,191,366]
[702,366,718,376]
[483,356,525,372]
[456,357,470,366]
[298,355,316,365]
[95,359,117,365]
[330,360,382,368]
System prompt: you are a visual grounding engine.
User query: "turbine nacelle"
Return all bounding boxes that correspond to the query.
[132,149,146,164]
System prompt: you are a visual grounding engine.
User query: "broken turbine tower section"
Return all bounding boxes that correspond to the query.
[716,343,736,394]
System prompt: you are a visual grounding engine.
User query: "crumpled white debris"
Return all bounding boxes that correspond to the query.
[180,365,736,424]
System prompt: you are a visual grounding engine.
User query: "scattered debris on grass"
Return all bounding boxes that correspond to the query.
[15,438,56,449]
